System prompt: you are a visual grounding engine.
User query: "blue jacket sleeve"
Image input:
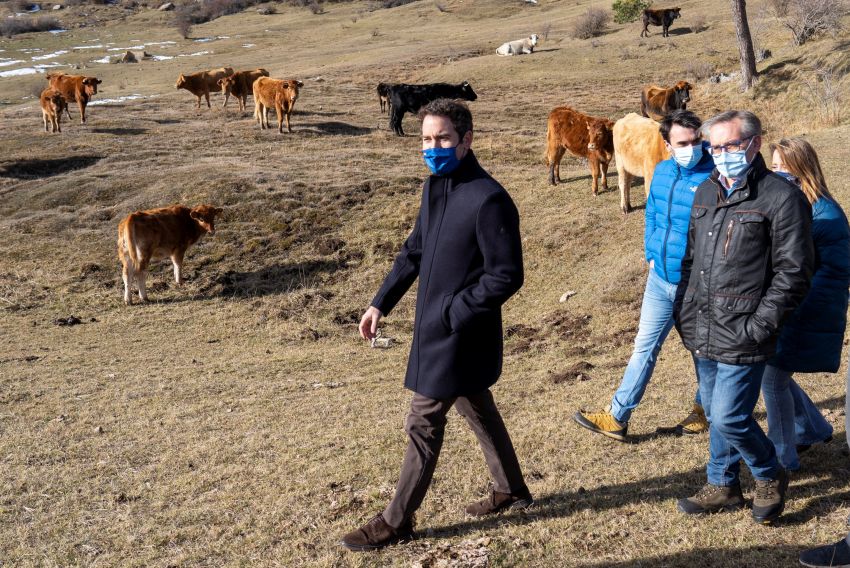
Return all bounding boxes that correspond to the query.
[644,182,657,262]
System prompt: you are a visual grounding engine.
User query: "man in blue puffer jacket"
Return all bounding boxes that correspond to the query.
[574,110,714,441]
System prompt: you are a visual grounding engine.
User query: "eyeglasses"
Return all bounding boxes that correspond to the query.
[708,136,755,156]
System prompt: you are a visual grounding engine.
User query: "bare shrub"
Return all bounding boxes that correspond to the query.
[685,60,714,81]
[307,0,323,14]
[0,16,62,37]
[611,0,650,24]
[434,0,447,12]
[572,7,610,39]
[773,0,845,45]
[173,7,192,38]
[541,22,552,41]
[802,63,846,126]
[690,13,707,33]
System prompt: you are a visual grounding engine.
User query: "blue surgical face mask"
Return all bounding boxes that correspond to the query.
[713,138,754,179]
[775,170,799,186]
[671,143,704,169]
[422,146,461,176]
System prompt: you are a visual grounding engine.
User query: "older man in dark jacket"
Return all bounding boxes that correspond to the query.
[674,110,814,524]
[340,99,532,552]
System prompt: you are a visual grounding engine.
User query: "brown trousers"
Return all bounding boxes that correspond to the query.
[382,389,527,528]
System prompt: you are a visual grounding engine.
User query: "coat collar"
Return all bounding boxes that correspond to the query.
[427,149,486,189]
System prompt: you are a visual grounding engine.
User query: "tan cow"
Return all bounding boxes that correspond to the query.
[218,68,270,111]
[117,204,223,305]
[640,80,692,121]
[546,106,614,195]
[39,87,66,133]
[175,67,234,108]
[253,77,303,133]
[45,72,101,124]
[613,113,668,214]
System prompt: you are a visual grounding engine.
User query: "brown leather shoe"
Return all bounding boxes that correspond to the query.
[339,513,414,552]
[465,486,534,517]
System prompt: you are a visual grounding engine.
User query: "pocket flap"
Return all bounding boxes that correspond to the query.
[683,289,695,302]
[691,207,708,219]
[735,211,765,224]
[714,295,760,313]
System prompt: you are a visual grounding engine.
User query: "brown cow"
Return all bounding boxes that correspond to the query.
[546,106,614,195]
[175,67,234,109]
[641,7,681,37]
[640,80,692,121]
[613,113,668,214]
[40,87,66,133]
[117,204,223,305]
[45,72,101,124]
[218,68,270,111]
[253,77,303,133]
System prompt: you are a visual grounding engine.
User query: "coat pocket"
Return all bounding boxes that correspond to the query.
[440,293,454,333]
[713,295,762,350]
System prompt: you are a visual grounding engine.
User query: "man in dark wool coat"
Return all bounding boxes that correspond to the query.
[340,99,533,552]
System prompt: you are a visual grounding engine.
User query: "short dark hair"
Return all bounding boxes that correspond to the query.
[418,98,473,139]
[659,110,703,143]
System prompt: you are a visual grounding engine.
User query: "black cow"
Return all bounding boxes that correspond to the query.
[641,7,681,38]
[387,81,478,136]
[377,82,391,114]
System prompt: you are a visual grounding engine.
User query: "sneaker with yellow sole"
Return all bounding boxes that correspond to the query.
[677,403,709,435]
[573,409,628,442]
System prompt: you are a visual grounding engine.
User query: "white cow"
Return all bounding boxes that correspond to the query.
[496,34,539,56]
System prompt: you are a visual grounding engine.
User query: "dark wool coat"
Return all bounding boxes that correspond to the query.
[371,151,523,400]
[674,154,815,364]
[772,197,850,373]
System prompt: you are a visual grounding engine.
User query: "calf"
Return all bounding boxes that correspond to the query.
[641,7,681,37]
[640,80,692,121]
[388,81,477,136]
[219,68,270,111]
[546,106,614,195]
[39,87,66,133]
[377,82,391,114]
[117,204,223,305]
[253,77,303,133]
[175,67,234,108]
[496,34,539,56]
[45,72,101,124]
[613,113,668,214]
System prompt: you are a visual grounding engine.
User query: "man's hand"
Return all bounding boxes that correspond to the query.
[359,306,384,340]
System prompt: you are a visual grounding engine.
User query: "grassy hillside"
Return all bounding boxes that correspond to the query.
[1,0,849,565]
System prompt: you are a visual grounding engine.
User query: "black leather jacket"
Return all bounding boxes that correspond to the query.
[674,154,814,364]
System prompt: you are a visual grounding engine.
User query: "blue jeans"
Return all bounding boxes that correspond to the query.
[610,269,700,423]
[695,358,779,485]
[762,365,834,471]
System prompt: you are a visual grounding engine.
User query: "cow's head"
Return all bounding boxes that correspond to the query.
[175,74,186,89]
[82,77,102,96]
[670,7,681,19]
[460,81,478,102]
[530,34,539,45]
[190,205,223,235]
[674,80,692,107]
[586,119,614,159]
[218,76,236,94]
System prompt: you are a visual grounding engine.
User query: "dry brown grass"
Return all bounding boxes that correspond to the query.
[1,0,850,566]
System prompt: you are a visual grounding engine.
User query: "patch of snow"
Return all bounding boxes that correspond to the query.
[242,43,256,48]
[49,29,68,34]
[20,48,43,53]
[73,44,105,49]
[0,67,43,77]
[88,94,147,106]
[91,56,112,64]
[178,51,211,57]
[108,45,145,51]
[32,50,68,60]
[151,55,173,61]
[34,63,63,69]
[0,60,25,68]
[144,41,177,46]
[193,36,229,43]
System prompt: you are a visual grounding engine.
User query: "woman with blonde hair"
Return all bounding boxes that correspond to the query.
[762,136,850,471]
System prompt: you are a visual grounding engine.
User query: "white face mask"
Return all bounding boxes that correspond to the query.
[670,143,704,169]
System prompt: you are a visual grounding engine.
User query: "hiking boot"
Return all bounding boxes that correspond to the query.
[677,403,709,435]
[339,513,414,552]
[752,468,789,524]
[465,486,534,517]
[573,409,628,442]
[798,435,833,455]
[677,483,745,515]
[799,537,850,567]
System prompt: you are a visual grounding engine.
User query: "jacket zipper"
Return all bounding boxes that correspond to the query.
[660,167,681,282]
[723,219,734,258]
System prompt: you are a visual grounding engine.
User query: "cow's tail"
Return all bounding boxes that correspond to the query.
[544,118,554,165]
[120,217,140,272]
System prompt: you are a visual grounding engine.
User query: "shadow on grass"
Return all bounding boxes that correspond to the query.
[90,127,148,136]
[208,259,346,297]
[304,122,373,136]
[426,432,850,539]
[0,155,103,179]
[577,544,809,567]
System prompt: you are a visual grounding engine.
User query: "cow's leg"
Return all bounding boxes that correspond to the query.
[549,146,565,185]
[601,159,609,191]
[276,103,284,134]
[196,95,202,109]
[122,262,134,305]
[137,270,148,302]
[204,91,211,109]
[171,251,184,285]
[64,103,72,121]
[644,162,654,197]
[78,100,86,124]
[618,162,633,214]
[589,156,600,196]
[285,109,292,133]
[222,91,229,108]
[43,111,49,132]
